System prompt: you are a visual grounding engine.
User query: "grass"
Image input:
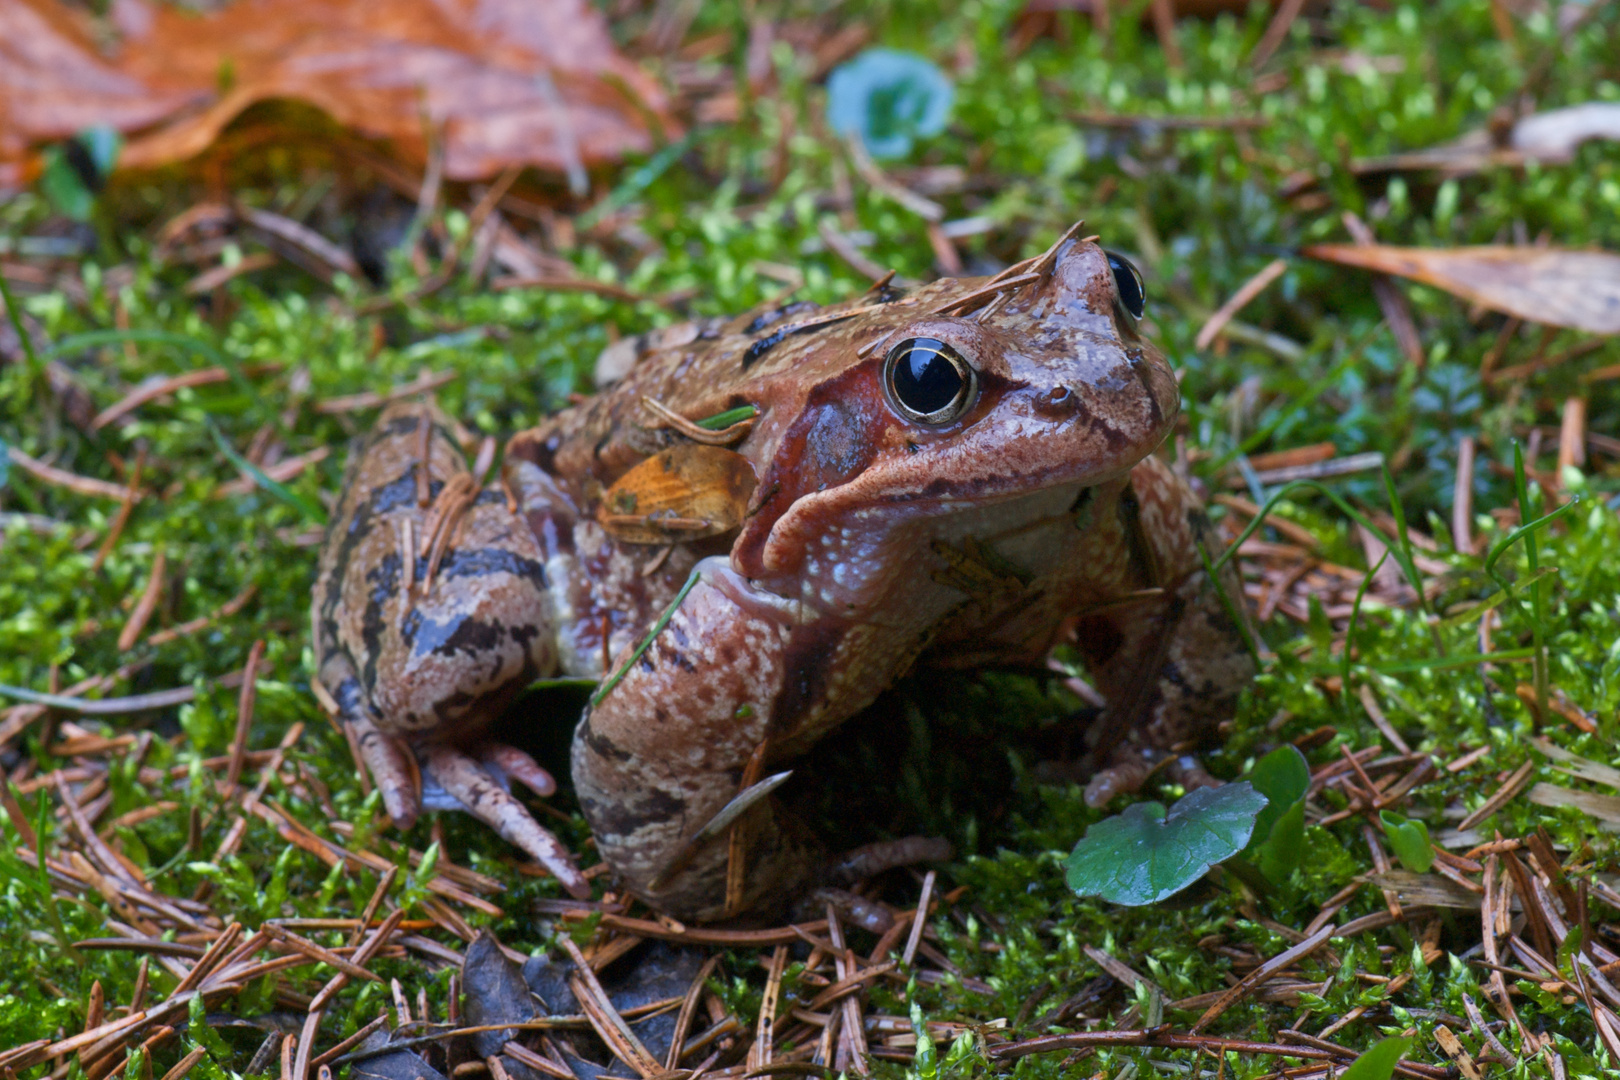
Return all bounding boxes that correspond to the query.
[1,0,1619,1075]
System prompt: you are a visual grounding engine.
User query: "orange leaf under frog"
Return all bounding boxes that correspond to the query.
[597,444,758,546]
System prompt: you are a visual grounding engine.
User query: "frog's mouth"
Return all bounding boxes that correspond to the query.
[733,447,1148,584]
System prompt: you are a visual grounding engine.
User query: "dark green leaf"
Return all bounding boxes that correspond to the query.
[1257,799,1307,883]
[79,125,123,177]
[1066,783,1268,906]
[1243,744,1310,883]
[39,145,94,222]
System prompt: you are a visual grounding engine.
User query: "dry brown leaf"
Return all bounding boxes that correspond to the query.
[1302,244,1620,335]
[0,0,675,184]
[0,0,190,185]
[1365,870,1485,911]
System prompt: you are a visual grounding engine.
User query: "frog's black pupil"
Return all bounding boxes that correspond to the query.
[891,338,963,416]
[1106,251,1146,319]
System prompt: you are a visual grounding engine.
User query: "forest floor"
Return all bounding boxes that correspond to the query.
[1,0,1619,1076]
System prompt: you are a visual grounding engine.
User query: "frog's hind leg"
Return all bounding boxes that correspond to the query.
[423,745,589,897]
[1073,456,1255,806]
[314,401,584,889]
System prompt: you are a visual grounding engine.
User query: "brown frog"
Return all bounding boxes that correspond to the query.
[311,223,1254,921]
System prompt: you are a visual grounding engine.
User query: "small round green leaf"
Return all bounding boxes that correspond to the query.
[1379,810,1435,872]
[1065,782,1269,906]
[1245,744,1310,849]
[1244,744,1311,882]
[1257,798,1307,883]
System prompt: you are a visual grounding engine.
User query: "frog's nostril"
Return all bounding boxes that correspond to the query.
[1032,383,1082,419]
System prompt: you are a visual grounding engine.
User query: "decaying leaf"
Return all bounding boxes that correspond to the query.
[0,0,676,185]
[1365,870,1483,910]
[0,0,188,187]
[598,444,758,546]
[1302,244,1620,335]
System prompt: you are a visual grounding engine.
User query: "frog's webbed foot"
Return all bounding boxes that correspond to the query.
[418,743,557,808]
[804,837,956,933]
[422,743,591,899]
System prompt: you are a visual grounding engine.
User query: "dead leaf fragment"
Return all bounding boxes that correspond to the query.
[1301,244,1620,335]
[1353,102,1620,176]
[1527,781,1620,826]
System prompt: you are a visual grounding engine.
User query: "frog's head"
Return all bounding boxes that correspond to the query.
[732,232,1178,581]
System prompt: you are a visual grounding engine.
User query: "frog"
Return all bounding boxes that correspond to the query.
[311,222,1254,922]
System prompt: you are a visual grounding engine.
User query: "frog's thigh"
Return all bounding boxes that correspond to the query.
[367,491,558,733]
[572,559,816,922]
[1077,457,1254,804]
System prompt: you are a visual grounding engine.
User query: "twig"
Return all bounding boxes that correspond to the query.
[988,1028,1448,1078]
[4,445,139,500]
[1454,435,1476,554]
[235,203,361,281]
[1196,261,1288,351]
[1250,0,1308,68]
[667,954,722,1070]
[116,547,167,651]
[223,639,266,793]
[313,369,457,415]
[902,871,934,968]
[1458,760,1535,831]
[561,937,663,1078]
[91,444,146,572]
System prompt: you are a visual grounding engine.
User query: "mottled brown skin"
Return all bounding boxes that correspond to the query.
[312,230,1254,921]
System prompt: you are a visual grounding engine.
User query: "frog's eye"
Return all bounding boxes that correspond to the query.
[1105,251,1146,320]
[883,337,978,426]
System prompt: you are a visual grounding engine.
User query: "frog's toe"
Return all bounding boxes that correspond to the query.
[422,744,591,899]
[479,743,557,798]
[1084,753,1220,807]
[827,837,953,883]
[1166,754,1220,794]
[1082,756,1155,807]
[346,710,422,829]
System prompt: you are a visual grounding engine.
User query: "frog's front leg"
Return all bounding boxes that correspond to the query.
[1075,456,1255,806]
[313,402,587,896]
[572,557,821,922]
